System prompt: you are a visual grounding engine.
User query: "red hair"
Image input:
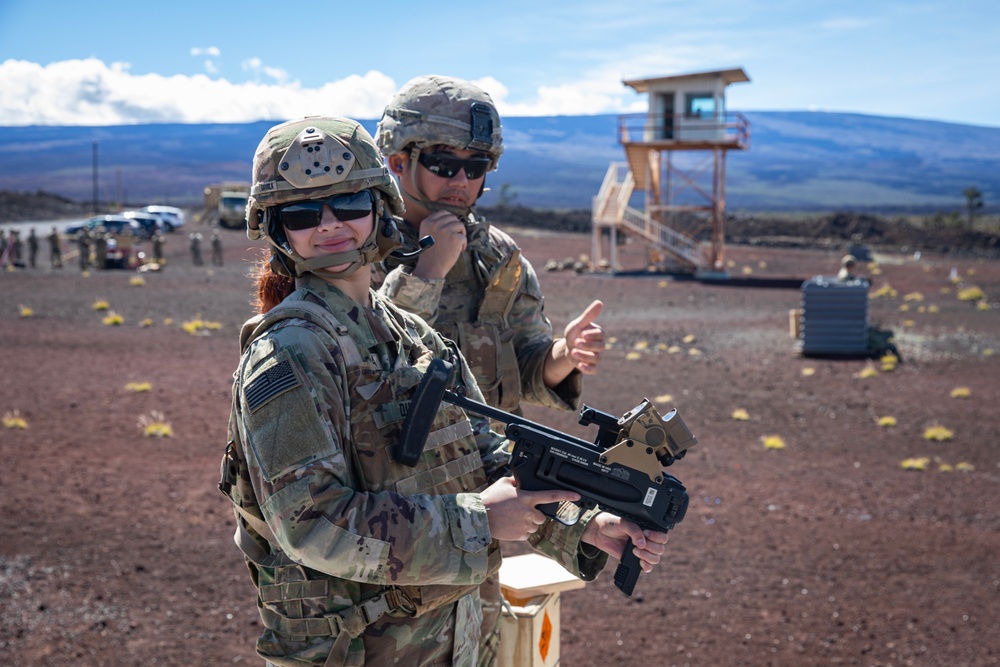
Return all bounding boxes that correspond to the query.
[252,250,295,313]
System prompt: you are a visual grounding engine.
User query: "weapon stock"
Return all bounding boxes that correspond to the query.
[400,358,697,596]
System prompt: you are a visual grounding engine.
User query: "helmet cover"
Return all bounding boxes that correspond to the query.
[376,75,503,170]
[245,117,404,275]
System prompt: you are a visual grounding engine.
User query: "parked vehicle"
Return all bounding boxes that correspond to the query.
[140,205,186,232]
[120,211,164,239]
[65,214,145,239]
[203,182,250,229]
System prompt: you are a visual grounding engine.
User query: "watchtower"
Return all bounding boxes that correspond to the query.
[591,68,750,274]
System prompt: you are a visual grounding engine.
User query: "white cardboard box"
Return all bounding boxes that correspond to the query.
[496,554,586,667]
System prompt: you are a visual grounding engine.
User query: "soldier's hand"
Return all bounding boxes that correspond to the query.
[563,300,606,374]
[480,477,581,542]
[411,211,467,280]
[581,513,669,572]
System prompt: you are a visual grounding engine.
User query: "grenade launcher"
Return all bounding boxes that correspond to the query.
[398,358,697,596]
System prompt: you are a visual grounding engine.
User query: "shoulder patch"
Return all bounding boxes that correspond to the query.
[245,359,300,412]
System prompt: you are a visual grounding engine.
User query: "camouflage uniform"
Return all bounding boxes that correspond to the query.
[47,227,62,268]
[152,232,165,264]
[76,231,90,270]
[221,116,606,667]
[376,76,587,667]
[375,75,583,418]
[190,232,204,265]
[27,229,38,268]
[377,218,581,415]
[211,229,224,266]
[224,277,605,666]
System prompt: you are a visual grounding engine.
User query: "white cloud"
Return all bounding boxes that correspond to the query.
[480,67,642,116]
[263,66,289,85]
[0,58,643,127]
[0,59,399,125]
[242,57,289,85]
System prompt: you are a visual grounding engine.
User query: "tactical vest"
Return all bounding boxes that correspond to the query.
[390,222,524,412]
[219,294,502,666]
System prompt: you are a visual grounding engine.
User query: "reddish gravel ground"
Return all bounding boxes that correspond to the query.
[2,223,998,667]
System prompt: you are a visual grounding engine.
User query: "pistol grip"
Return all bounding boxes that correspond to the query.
[613,537,642,596]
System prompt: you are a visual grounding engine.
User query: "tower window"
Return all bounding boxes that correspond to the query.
[686,93,716,118]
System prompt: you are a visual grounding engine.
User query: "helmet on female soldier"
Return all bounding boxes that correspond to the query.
[246,116,405,277]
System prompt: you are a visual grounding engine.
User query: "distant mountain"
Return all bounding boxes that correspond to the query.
[0,112,997,212]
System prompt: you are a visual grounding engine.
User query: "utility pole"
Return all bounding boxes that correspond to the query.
[92,141,99,214]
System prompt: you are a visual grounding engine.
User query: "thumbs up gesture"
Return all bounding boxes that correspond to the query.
[563,300,606,375]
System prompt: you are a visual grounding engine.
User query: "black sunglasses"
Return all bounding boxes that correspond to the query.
[275,190,374,231]
[417,152,491,180]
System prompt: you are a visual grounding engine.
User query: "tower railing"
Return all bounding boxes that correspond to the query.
[592,162,707,270]
[618,112,750,150]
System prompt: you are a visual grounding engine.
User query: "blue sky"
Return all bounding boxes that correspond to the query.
[1,0,998,127]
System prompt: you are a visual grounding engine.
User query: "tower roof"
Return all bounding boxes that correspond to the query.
[623,67,750,93]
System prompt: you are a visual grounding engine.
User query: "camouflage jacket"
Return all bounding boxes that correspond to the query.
[226,275,605,667]
[376,214,582,415]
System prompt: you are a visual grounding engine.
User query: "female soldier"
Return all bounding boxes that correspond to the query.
[220,116,668,667]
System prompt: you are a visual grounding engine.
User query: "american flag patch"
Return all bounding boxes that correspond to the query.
[245,359,299,412]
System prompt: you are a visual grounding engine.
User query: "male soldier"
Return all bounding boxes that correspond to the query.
[152,230,165,265]
[27,228,39,268]
[93,227,108,270]
[210,228,223,266]
[376,75,605,416]
[10,230,24,267]
[47,226,63,268]
[375,75,607,664]
[837,254,859,281]
[189,231,204,266]
[76,229,90,270]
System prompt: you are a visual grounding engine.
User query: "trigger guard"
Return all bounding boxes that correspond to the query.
[540,499,585,526]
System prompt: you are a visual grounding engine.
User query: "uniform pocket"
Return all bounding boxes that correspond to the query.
[242,349,334,482]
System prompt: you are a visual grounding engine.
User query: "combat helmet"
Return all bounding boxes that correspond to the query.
[376,75,503,217]
[246,116,405,277]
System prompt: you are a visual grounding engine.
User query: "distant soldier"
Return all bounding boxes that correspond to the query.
[837,254,859,281]
[94,228,108,270]
[117,227,134,266]
[189,232,204,266]
[11,230,24,267]
[210,229,223,266]
[48,226,63,268]
[152,231,165,265]
[27,228,39,268]
[76,230,91,270]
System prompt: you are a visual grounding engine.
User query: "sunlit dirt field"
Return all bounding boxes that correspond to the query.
[2,224,998,666]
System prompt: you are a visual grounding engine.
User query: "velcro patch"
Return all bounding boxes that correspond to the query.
[245,359,299,412]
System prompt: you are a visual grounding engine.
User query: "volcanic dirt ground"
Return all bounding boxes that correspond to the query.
[1,224,998,667]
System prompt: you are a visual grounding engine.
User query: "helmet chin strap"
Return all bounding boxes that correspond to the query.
[294,249,366,277]
[405,146,477,219]
[271,224,380,279]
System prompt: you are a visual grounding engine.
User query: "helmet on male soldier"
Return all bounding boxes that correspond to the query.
[376,75,504,171]
[246,116,405,277]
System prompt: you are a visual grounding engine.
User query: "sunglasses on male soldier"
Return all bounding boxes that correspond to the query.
[417,152,491,180]
[275,190,374,231]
